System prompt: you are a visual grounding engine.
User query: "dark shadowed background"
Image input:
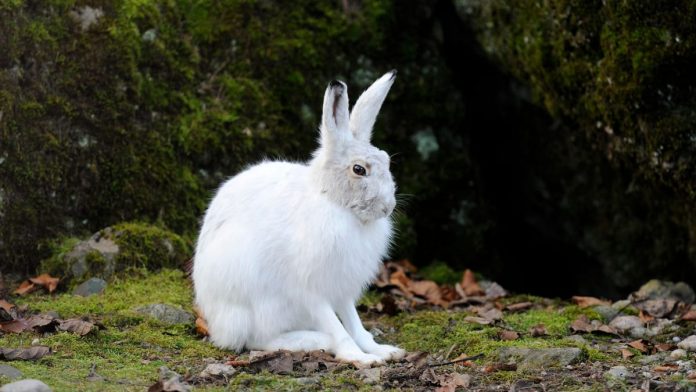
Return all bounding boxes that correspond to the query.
[1,0,694,298]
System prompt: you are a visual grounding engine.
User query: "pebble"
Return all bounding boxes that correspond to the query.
[199,363,236,378]
[678,335,696,352]
[605,365,631,380]
[72,277,107,297]
[30,339,40,346]
[134,304,194,325]
[609,316,645,338]
[673,336,682,343]
[0,379,52,392]
[669,349,687,360]
[356,367,382,384]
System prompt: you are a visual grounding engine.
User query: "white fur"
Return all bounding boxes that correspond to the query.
[193,71,405,365]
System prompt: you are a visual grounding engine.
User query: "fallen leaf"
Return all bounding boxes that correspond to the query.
[477,307,503,322]
[571,296,610,308]
[409,280,447,307]
[460,269,484,296]
[25,314,58,332]
[0,319,30,333]
[435,372,471,392]
[464,316,493,325]
[506,302,533,312]
[484,363,517,373]
[248,350,294,374]
[389,269,412,295]
[0,346,51,360]
[13,281,36,296]
[570,315,618,335]
[628,339,648,353]
[620,348,635,359]
[529,324,547,337]
[499,330,519,341]
[0,299,16,321]
[394,259,418,273]
[681,310,696,321]
[484,282,508,299]
[28,274,60,293]
[639,310,655,323]
[404,351,430,368]
[148,366,191,392]
[653,364,678,372]
[57,319,96,336]
[654,343,675,352]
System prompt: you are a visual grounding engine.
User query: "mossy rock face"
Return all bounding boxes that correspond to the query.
[41,223,190,283]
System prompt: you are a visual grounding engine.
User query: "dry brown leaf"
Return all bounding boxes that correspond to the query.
[654,343,675,352]
[628,339,648,353]
[0,299,16,321]
[13,281,36,296]
[58,319,96,336]
[435,372,471,392]
[0,346,51,360]
[506,302,533,312]
[0,319,30,333]
[29,274,60,293]
[499,330,519,341]
[484,363,517,373]
[639,310,655,323]
[461,269,484,296]
[571,296,610,308]
[248,350,294,374]
[394,259,418,273]
[653,364,679,372]
[389,269,412,295]
[409,280,447,307]
[570,315,618,336]
[464,316,493,325]
[681,310,696,321]
[529,324,547,337]
[477,307,503,322]
[0,299,15,313]
[620,348,635,359]
[25,314,58,332]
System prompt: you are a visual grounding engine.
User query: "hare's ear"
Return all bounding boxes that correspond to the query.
[320,80,351,154]
[349,70,396,143]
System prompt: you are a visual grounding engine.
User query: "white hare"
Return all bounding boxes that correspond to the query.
[193,71,405,365]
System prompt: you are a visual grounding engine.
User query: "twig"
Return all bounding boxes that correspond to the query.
[429,353,484,367]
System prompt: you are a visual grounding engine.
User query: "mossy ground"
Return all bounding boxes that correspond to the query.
[0,269,644,391]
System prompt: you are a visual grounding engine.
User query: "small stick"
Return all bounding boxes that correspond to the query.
[429,353,484,367]
[443,343,458,361]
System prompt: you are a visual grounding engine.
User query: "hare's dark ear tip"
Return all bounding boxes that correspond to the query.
[329,80,344,88]
[388,69,397,79]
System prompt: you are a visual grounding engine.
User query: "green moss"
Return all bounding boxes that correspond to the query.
[418,261,461,285]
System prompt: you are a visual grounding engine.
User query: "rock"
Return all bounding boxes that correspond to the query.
[593,305,619,321]
[634,280,695,303]
[356,367,382,384]
[611,299,633,310]
[295,377,320,386]
[678,335,696,352]
[64,229,120,280]
[72,278,107,297]
[494,347,583,370]
[639,353,667,365]
[199,363,236,378]
[135,304,193,325]
[605,365,631,380]
[609,316,645,338]
[669,349,687,361]
[0,365,22,380]
[0,379,52,392]
[565,335,588,345]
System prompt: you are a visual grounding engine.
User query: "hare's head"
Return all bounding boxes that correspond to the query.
[311,71,397,223]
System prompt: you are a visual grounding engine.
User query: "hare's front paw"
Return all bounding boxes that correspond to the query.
[336,349,384,366]
[368,344,406,361]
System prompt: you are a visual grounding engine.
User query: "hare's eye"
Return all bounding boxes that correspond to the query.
[352,164,367,176]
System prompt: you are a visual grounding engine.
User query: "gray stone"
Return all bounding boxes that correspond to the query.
[0,365,22,380]
[669,349,687,360]
[135,304,193,325]
[609,315,645,337]
[678,335,696,352]
[565,335,588,345]
[65,229,119,280]
[199,363,236,378]
[634,279,695,303]
[494,347,583,370]
[639,353,667,365]
[605,365,631,380]
[356,367,382,384]
[295,377,320,385]
[72,278,107,297]
[0,379,52,392]
[593,305,619,321]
